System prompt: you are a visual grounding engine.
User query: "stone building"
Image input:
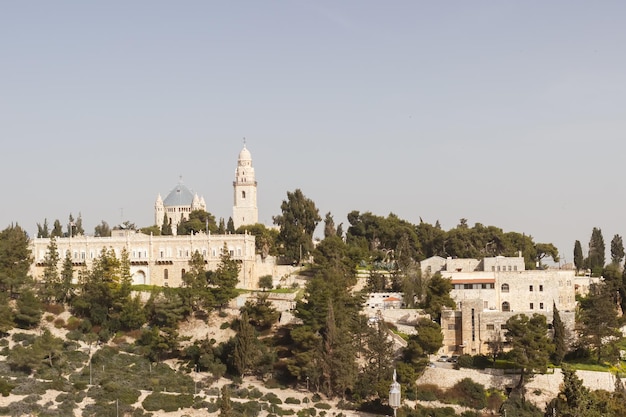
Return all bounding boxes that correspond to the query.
[30,229,258,288]
[154,180,207,235]
[30,145,268,290]
[425,255,577,356]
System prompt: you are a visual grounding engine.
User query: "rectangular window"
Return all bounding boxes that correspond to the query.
[540,302,544,309]
[529,285,534,291]
[486,324,495,330]
[500,324,507,330]
[464,284,472,289]
[491,266,495,271]
[530,303,534,309]
[514,265,518,271]
[539,285,544,292]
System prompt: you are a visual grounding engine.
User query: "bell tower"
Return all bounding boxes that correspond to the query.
[232,142,258,229]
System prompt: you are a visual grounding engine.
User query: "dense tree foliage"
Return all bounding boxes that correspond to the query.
[586,227,605,275]
[236,223,279,259]
[0,224,33,297]
[505,314,553,394]
[273,189,321,264]
[577,283,621,364]
[177,210,218,235]
[573,240,584,274]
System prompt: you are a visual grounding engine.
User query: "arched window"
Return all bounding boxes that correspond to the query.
[181,268,186,279]
[164,269,168,280]
[501,283,509,292]
[502,301,511,312]
[242,191,246,199]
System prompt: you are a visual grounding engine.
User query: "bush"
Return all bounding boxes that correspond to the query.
[285,397,301,404]
[45,315,55,322]
[447,378,486,409]
[142,392,193,412]
[416,384,444,401]
[54,318,66,328]
[65,316,81,331]
[0,378,15,396]
[44,304,65,315]
[262,392,283,404]
[314,403,332,410]
[12,333,36,345]
[220,322,230,330]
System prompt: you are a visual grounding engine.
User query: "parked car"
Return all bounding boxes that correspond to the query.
[447,355,459,363]
[437,355,449,362]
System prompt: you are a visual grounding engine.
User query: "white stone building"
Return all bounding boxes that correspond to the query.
[31,145,267,290]
[424,255,577,356]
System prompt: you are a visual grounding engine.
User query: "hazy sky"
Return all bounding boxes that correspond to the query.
[2,1,625,263]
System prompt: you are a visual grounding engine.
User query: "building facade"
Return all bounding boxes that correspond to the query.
[424,255,577,355]
[30,230,259,289]
[232,144,258,229]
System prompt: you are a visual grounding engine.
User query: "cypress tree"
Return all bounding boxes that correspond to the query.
[573,240,584,274]
[552,302,566,365]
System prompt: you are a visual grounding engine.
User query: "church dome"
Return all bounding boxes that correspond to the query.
[238,145,252,161]
[163,182,195,207]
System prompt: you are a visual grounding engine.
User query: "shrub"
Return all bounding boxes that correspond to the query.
[447,378,486,409]
[0,378,15,396]
[220,322,230,330]
[456,354,473,368]
[66,330,83,341]
[143,392,193,412]
[262,392,283,404]
[314,403,332,410]
[54,318,66,328]
[45,315,54,322]
[285,397,301,404]
[65,316,81,331]
[12,333,36,345]
[416,384,444,401]
[44,304,65,314]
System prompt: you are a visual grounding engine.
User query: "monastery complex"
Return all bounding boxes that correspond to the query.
[29,145,289,290]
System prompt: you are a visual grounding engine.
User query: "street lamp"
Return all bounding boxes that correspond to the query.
[389,369,401,417]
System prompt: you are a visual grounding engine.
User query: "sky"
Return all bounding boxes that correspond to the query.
[2,1,626,264]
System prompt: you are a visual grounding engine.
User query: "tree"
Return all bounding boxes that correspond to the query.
[219,385,233,417]
[323,212,336,238]
[232,311,260,376]
[36,219,50,238]
[59,250,74,303]
[422,272,455,322]
[578,283,621,364]
[552,302,566,366]
[610,234,625,265]
[486,331,504,364]
[180,250,211,312]
[534,243,559,268]
[226,217,235,234]
[14,289,42,329]
[94,221,111,237]
[505,313,553,395]
[237,223,279,259]
[161,213,172,236]
[217,218,226,234]
[573,240,584,274]
[273,189,321,264]
[39,236,61,303]
[208,244,240,310]
[0,292,14,335]
[412,317,443,354]
[358,319,395,398]
[587,227,605,274]
[51,220,63,238]
[240,293,279,330]
[177,210,217,235]
[258,275,273,291]
[0,224,33,297]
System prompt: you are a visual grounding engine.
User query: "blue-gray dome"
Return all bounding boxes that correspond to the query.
[163,183,195,207]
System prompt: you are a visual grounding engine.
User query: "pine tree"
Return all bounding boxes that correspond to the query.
[578,283,621,363]
[59,251,74,303]
[552,302,566,365]
[219,385,233,417]
[208,244,240,310]
[37,219,50,238]
[14,289,42,329]
[40,237,61,303]
[217,218,226,234]
[226,217,235,234]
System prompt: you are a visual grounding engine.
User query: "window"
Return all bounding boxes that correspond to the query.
[164,269,169,280]
[502,301,510,312]
[529,285,534,291]
[447,324,456,330]
[486,324,495,330]
[514,265,518,271]
[181,268,186,279]
[484,301,488,309]
[497,266,501,271]
[242,191,246,199]
[539,285,543,292]
[491,266,495,271]
[508,266,512,271]
[464,284,472,289]
[501,283,509,292]
[500,324,507,330]
[540,302,544,309]
[530,303,534,309]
